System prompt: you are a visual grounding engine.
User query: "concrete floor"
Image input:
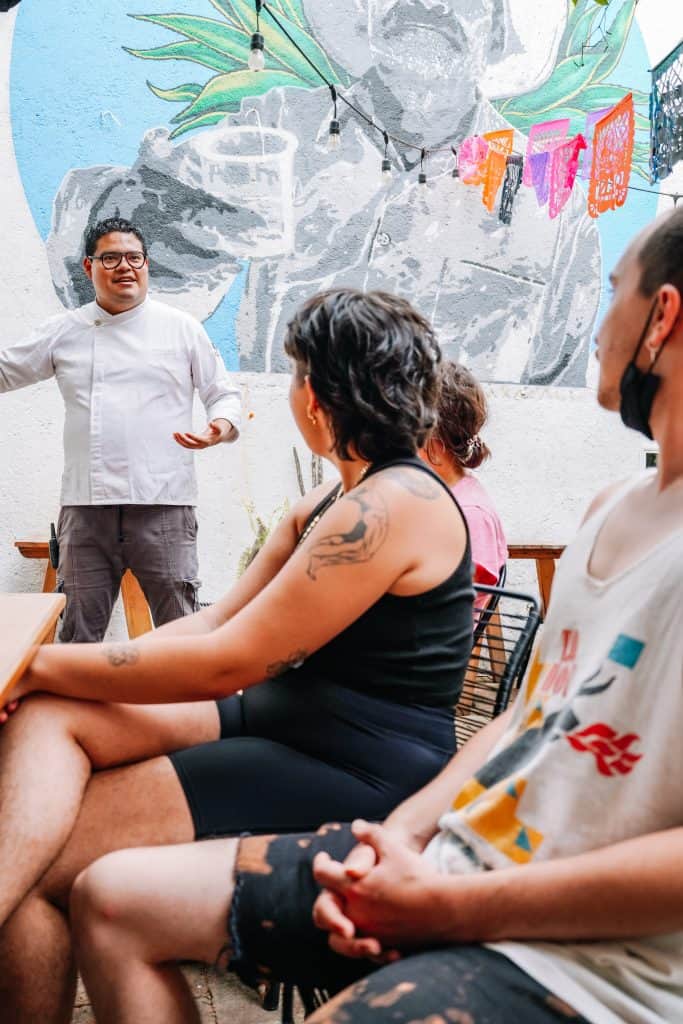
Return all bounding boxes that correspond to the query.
[72,966,304,1023]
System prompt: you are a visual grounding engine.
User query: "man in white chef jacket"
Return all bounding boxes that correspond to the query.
[0,217,241,641]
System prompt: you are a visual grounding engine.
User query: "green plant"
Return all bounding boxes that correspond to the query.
[236,498,289,576]
[125,0,348,138]
[493,0,649,179]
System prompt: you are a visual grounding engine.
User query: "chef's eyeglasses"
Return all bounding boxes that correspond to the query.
[89,251,147,270]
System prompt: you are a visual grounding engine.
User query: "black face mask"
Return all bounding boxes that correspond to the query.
[619,301,665,440]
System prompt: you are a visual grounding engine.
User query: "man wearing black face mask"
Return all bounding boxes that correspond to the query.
[47,213,683,1024]
[597,207,682,445]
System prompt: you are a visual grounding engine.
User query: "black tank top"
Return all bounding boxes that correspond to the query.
[296,456,474,708]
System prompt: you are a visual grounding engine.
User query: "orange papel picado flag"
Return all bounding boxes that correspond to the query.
[588,93,635,218]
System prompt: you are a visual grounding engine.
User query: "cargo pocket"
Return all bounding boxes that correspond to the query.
[183,578,202,614]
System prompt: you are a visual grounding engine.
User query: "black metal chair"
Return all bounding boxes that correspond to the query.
[455,583,540,747]
[264,582,541,1023]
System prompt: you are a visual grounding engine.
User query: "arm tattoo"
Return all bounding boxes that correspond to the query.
[102,645,140,668]
[384,467,441,500]
[305,485,389,581]
[265,649,308,678]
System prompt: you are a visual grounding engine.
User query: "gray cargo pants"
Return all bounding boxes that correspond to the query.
[56,505,201,643]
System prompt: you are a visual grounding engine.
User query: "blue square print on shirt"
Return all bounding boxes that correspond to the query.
[608,634,645,670]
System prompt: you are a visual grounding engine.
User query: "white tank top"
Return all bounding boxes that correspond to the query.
[426,473,683,1024]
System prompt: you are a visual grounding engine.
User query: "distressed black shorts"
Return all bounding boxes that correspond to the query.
[229,825,590,1024]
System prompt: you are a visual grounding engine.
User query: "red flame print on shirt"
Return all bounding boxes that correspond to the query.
[566,723,642,776]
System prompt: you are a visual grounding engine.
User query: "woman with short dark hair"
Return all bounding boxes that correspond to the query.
[0,290,475,1020]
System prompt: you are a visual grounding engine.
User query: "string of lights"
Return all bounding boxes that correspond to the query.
[248,0,678,204]
[249,0,458,182]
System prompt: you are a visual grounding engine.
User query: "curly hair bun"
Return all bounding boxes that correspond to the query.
[433,362,491,469]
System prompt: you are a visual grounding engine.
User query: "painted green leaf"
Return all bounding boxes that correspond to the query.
[209,0,253,32]
[577,83,647,110]
[208,0,306,35]
[222,0,341,86]
[276,0,306,29]
[498,105,588,136]
[169,111,227,139]
[580,1,638,84]
[171,68,304,124]
[564,4,601,58]
[147,81,202,103]
[124,40,241,74]
[129,14,249,62]
[499,0,636,117]
[498,54,617,116]
[581,83,651,105]
[204,0,241,29]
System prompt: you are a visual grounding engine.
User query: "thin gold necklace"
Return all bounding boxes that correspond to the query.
[297,463,370,546]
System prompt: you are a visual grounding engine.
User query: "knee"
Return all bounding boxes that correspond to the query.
[70,853,137,954]
[3,693,76,735]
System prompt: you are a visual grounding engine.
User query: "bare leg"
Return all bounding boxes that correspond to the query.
[72,839,238,1024]
[0,891,76,1024]
[0,693,219,926]
[0,695,220,1023]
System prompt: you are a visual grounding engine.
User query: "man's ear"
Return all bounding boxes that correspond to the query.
[82,257,94,282]
[651,284,682,351]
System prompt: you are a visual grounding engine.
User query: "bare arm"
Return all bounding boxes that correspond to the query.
[18,470,465,705]
[135,482,335,642]
[440,826,683,944]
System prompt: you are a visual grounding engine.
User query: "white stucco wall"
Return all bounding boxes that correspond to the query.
[0,1,679,637]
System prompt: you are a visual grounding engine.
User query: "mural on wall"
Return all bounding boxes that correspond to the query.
[11,0,656,384]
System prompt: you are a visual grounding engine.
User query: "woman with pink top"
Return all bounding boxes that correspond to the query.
[420,362,508,607]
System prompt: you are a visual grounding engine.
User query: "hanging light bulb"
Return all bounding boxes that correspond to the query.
[381,133,392,184]
[328,119,341,151]
[418,148,427,185]
[327,85,341,152]
[249,32,265,71]
[249,2,264,71]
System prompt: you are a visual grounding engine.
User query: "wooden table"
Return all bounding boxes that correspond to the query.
[0,593,65,704]
[507,545,566,617]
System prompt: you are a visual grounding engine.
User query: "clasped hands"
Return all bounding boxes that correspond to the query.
[311,819,447,962]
